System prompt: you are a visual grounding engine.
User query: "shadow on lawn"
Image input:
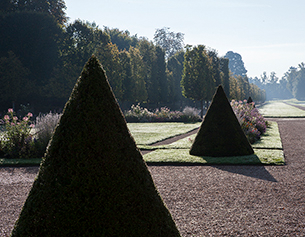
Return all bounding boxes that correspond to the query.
[213,165,278,182]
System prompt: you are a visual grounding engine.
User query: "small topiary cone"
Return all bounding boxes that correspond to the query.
[190,85,254,157]
[12,55,181,237]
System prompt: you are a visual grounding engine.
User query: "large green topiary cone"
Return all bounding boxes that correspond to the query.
[190,85,254,157]
[12,55,181,237]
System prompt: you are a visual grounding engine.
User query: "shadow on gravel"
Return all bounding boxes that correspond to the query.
[213,165,278,182]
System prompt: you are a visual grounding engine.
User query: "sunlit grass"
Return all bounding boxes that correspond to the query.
[139,121,281,150]
[127,122,200,145]
[258,101,305,117]
[284,98,305,106]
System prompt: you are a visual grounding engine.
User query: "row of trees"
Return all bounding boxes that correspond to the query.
[0,1,265,114]
[249,64,305,101]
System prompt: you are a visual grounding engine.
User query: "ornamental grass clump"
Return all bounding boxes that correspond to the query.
[231,100,268,144]
[33,112,61,157]
[12,55,180,237]
[0,108,36,158]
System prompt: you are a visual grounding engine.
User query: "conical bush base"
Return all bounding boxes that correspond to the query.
[12,56,180,237]
[190,85,254,157]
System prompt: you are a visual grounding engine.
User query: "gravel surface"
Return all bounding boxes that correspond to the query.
[1,118,305,236]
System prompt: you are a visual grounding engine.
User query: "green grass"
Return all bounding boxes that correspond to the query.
[142,121,285,165]
[284,98,305,108]
[143,149,284,165]
[139,121,281,150]
[258,100,305,117]
[0,158,42,166]
[127,122,200,145]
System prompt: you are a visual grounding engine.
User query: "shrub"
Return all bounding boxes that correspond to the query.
[190,85,254,157]
[12,55,180,236]
[0,108,36,158]
[231,100,268,144]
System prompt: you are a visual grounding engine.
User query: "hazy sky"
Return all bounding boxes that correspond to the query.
[64,0,305,79]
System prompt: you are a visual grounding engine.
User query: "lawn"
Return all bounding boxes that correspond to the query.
[127,122,200,145]
[142,121,284,165]
[258,100,305,117]
[284,98,305,107]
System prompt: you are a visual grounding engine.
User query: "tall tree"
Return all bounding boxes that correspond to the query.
[128,46,147,102]
[207,49,221,86]
[167,50,185,104]
[154,27,184,59]
[96,42,123,100]
[224,51,247,77]
[154,46,168,103]
[220,57,230,97]
[3,0,67,24]
[136,38,158,104]
[294,63,305,100]
[181,45,215,117]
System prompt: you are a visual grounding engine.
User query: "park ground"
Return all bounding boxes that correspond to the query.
[1,100,305,236]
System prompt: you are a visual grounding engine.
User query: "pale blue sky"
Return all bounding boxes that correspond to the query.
[64,0,305,79]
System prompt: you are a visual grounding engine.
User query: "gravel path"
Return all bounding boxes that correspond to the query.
[1,118,305,236]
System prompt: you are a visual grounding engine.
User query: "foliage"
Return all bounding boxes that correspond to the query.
[0,51,31,107]
[181,45,215,117]
[225,51,247,77]
[104,27,138,51]
[0,108,36,158]
[124,104,201,122]
[167,50,185,103]
[0,11,266,113]
[0,11,64,111]
[0,0,67,24]
[154,27,185,59]
[231,100,268,144]
[285,63,305,100]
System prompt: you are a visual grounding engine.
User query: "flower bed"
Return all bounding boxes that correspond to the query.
[231,100,268,144]
[124,104,202,123]
[0,109,61,159]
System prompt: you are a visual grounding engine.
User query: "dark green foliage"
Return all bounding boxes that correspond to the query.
[12,55,180,237]
[190,85,254,157]
[247,96,253,104]
[1,0,67,24]
[0,11,63,110]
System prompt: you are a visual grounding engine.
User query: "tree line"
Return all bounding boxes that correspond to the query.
[249,63,305,101]
[0,1,265,114]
